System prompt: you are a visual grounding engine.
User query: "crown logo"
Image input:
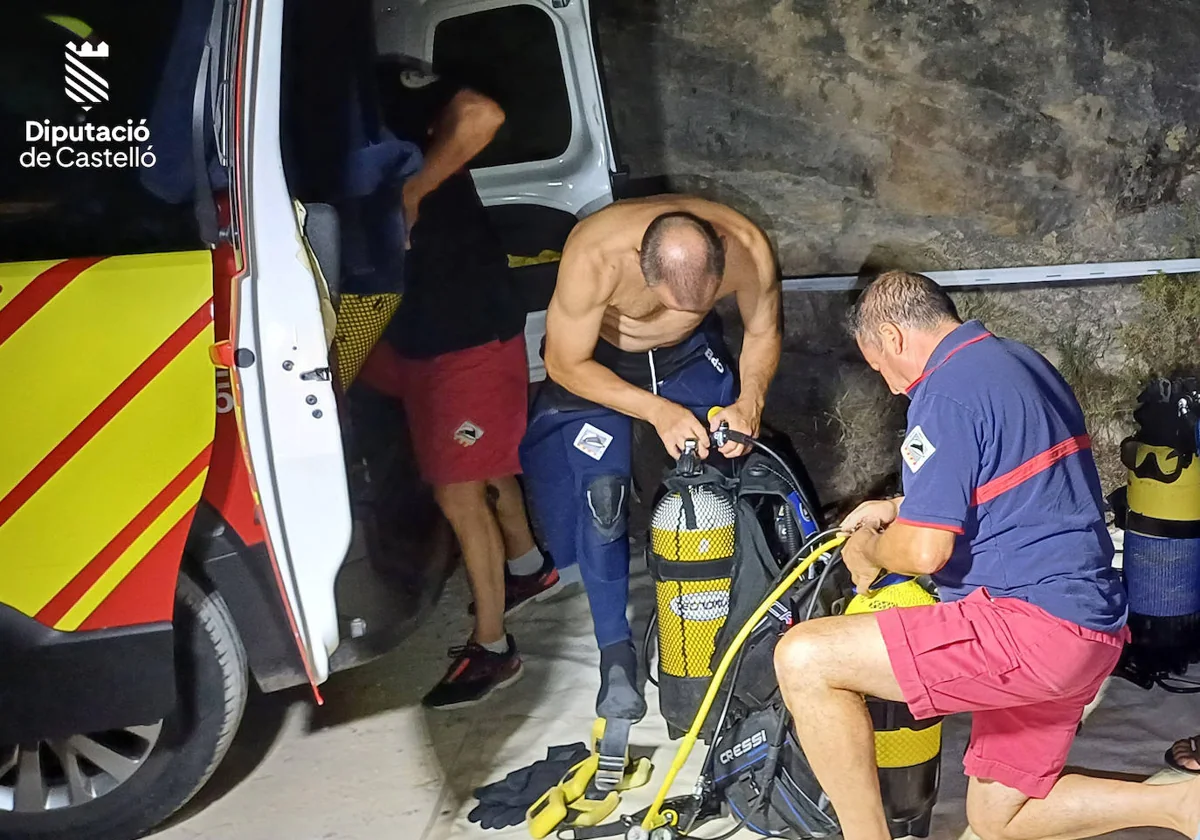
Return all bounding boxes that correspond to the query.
[64,39,109,111]
[68,40,109,59]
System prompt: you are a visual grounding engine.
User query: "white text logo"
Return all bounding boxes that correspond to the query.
[718,729,768,766]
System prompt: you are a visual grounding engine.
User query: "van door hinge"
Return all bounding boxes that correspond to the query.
[299,367,331,381]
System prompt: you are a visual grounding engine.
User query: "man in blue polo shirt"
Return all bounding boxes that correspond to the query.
[773,271,1200,840]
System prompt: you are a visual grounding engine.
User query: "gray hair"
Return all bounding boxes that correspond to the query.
[848,270,961,343]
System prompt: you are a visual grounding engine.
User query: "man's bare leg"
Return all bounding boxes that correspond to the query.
[488,475,536,560]
[435,481,506,644]
[775,613,1200,840]
[773,613,908,840]
[966,772,1200,840]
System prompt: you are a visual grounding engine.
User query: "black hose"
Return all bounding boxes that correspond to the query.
[643,613,659,688]
[804,551,844,622]
[682,813,750,840]
[698,645,748,777]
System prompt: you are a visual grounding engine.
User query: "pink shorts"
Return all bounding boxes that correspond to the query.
[875,587,1129,799]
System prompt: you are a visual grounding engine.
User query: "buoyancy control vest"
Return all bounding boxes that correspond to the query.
[648,438,943,838]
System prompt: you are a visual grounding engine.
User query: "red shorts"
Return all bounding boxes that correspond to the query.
[357,334,529,486]
[876,587,1129,799]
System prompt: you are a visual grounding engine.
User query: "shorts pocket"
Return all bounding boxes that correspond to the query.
[905,609,1020,685]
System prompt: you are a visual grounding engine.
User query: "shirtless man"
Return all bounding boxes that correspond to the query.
[518,195,781,725]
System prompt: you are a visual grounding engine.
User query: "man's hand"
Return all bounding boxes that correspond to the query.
[401,179,422,249]
[709,400,760,458]
[839,498,900,534]
[843,528,884,594]
[652,401,711,460]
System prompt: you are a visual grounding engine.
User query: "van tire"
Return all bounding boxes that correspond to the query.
[0,572,249,840]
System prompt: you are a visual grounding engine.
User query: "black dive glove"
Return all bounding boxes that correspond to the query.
[467,742,590,830]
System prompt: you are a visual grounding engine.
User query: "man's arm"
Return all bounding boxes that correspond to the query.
[731,230,782,424]
[709,227,781,456]
[842,520,955,592]
[403,89,504,222]
[844,394,981,590]
[544,247,711,457]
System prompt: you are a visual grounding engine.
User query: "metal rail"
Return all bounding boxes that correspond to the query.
[780,258,1200,293]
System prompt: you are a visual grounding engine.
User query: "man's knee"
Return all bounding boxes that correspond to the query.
[965,778,1027,840]
[433,481,490,524]
[773,621,835,688]
[585,474,630,543]
[967,808,1019,840]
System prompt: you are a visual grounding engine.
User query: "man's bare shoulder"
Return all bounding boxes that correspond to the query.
[554,224,620,307]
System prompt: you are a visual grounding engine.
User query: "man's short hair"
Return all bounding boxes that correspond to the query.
[639,211,726,309]
[848,270,961,343]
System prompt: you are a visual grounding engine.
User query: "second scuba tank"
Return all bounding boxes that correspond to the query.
[650,444,738,739]
[1119,378,1200,680]
[844,575,943,840]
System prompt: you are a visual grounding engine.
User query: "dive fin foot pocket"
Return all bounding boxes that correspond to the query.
[526,718,653,839]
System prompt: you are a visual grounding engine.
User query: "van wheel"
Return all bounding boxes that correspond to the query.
[0,572,248,840]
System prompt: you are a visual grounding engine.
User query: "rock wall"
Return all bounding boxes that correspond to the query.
[595,0,1200,507]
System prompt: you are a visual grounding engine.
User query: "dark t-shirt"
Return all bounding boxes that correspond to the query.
[375,59,526,359]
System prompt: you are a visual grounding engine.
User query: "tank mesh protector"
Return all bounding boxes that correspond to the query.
[650,483,737,737]
[1125,532,1200,617]
[333,292,401,391]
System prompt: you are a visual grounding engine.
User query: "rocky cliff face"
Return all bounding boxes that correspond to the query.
[596,0,1200,275]
[596,0,1200,507]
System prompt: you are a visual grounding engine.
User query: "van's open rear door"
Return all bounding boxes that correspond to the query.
[224,0,353,688]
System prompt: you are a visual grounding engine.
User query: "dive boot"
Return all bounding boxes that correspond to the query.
[526,719,653,839]
[596,640,647,721]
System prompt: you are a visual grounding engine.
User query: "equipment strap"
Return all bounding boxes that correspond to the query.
[594,719,632,792]
[647,553,733,582]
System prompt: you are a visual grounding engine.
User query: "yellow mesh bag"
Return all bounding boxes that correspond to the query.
[332,292,401,391]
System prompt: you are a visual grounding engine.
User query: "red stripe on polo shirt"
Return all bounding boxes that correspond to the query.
[971,434,1091,506]
[905,333,993,395]
[895,517,965,535]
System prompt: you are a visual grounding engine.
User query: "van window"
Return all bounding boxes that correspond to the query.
[432,5,571,169]
[0,1,202,264]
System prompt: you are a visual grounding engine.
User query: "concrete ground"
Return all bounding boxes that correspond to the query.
[155,554,1200,840]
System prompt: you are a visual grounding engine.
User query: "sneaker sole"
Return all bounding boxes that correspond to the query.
[423,659,525,712]
[504,577,575,618]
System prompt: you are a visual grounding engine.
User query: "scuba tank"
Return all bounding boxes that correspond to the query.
[649,440,739,739]
[844,574,943,840]
[1117,378,1200,684]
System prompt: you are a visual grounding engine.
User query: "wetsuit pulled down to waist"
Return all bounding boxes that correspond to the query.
[518,316,738,650]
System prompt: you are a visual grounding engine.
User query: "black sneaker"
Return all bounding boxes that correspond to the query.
[421,635,523,711]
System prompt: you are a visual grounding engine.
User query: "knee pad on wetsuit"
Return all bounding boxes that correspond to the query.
[586,474,630,542]
[582,474,631,585]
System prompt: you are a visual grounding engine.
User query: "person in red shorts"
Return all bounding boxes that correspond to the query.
[359,55,562,710]
[773,270,1200,840]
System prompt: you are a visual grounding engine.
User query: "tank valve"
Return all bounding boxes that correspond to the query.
[677,439,702,476]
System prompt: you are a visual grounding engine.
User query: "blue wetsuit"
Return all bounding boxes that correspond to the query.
[519,314,738,650]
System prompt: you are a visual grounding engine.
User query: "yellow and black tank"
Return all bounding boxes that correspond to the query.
[649,446,738,739]
[1118,378,1200,679]
[845,574,943,839]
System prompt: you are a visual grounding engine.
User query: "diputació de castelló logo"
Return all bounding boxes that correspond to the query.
[20,28,157,170]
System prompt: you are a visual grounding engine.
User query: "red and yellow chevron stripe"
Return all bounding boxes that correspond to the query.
[0,252,216,631]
